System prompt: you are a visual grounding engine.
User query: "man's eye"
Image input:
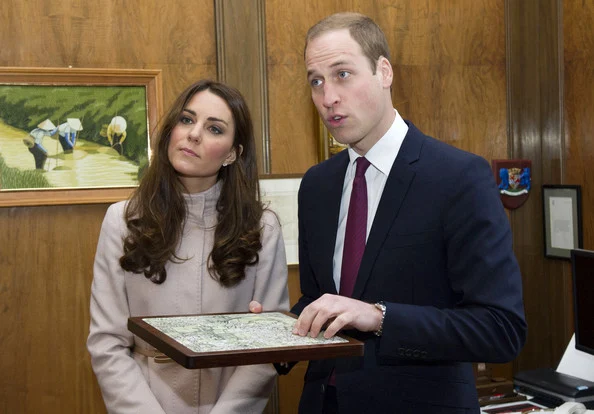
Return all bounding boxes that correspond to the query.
[338,71,350,79]
[310,79,322,87]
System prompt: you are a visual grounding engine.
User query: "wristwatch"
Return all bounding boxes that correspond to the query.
[374,301,386,336]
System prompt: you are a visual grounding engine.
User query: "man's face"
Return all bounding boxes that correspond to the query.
[305,29,394,155]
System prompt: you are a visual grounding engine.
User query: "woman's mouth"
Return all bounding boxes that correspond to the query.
[181,148,198,157]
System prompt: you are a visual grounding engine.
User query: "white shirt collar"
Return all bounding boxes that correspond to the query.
[347,109,408,176]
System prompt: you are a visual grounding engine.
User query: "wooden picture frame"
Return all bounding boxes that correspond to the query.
[0,67,163,207]
[259,174,302,266]
[542,185,583,259]
[128,311,364,369]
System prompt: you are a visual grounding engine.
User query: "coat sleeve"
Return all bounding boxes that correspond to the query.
[379,155,527,363]
[209,210,290,414]
[86,203,166,414]
[290,168,322,316]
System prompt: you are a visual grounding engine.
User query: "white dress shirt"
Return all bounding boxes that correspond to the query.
[332,110,409,291]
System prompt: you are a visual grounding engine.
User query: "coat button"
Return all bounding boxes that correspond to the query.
[321,384,325,393]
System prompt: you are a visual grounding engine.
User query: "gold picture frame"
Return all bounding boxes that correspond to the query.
[0,67,163,207]
[318,118,347,162]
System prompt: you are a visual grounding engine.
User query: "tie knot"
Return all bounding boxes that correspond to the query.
[355,157,371,178]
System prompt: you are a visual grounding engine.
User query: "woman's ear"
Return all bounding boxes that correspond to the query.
[223,144,243,166]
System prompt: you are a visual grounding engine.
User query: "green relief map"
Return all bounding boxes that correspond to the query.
[143,312,348,353]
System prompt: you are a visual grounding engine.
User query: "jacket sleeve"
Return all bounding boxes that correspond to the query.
[209,210,290,414]
[86,203,166,414]
[290,169,322,317]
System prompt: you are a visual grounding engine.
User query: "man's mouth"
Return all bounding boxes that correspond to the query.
[327,115,345,127]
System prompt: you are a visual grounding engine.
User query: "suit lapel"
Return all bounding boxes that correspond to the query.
[351,124,424,299]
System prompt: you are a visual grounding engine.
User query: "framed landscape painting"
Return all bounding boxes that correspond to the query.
[0,67,163,206]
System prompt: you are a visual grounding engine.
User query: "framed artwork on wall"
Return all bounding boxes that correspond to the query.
[542,185,583,259]
[259,174,301,266]
[0,67,163,207]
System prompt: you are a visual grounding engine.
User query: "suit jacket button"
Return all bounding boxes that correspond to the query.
[321,384,325,393]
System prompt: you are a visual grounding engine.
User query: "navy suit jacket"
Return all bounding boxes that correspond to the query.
[291,122,527,413]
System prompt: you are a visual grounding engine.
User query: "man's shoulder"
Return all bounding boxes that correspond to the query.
[405,120,485,163]
[303,150,348,178]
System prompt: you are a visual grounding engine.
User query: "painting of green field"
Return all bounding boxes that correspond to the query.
[0,84,150,190]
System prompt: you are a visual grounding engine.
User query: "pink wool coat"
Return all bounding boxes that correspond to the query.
[87,182,290,414]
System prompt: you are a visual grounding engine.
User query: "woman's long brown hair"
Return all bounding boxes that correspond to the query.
[119,80,263,287]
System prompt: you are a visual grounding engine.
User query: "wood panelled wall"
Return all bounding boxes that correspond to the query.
[1,0,592,413]
[565,0,594,249]
[506,0,569,371]
[0,1,217,412]
[266,0,508,174]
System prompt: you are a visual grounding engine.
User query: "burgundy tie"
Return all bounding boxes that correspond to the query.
[329,157,371,387]
[340,157,371,297]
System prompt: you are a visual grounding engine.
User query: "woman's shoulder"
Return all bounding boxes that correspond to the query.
[101,200,130,229]
[106,199,128,217]
[261,208,281,230]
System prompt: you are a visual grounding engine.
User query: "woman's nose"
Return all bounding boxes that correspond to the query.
[188,126,201,143]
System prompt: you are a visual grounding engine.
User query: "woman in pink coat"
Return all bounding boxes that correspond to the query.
[87,80,289,414]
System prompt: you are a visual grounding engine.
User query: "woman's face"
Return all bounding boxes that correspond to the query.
[168,89,237,193]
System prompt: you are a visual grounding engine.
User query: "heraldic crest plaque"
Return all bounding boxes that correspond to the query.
[492,159,531,209]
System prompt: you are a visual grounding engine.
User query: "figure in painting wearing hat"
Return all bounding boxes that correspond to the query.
[102,116,127,155]
[23,119,56,170]
[54,118,83,153]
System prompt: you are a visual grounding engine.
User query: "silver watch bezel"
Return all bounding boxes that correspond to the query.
[374,301,386,336]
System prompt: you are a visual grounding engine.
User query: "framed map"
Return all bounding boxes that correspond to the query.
[128,311,363,369]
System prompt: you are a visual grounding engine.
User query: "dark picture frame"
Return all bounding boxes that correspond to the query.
[0,67,163,207]
[542,185,583,259]
[128,311,363,369]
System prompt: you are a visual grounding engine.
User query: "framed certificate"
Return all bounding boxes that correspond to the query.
[542,185,583,259]
[128,311,364,369]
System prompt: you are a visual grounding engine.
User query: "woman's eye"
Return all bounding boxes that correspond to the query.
[209,126,223,135]
[180,116,193,125]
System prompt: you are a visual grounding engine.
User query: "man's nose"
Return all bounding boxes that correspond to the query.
[322,83,340,108]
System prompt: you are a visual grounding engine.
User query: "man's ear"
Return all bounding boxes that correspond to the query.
[378,56,393,89]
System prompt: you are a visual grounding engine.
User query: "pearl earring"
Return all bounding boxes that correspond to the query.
[222,162,228,167]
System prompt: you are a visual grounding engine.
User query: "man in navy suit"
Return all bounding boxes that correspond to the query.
[288,12,527,414]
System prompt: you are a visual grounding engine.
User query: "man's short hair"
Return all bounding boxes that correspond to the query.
[305,12,391,74]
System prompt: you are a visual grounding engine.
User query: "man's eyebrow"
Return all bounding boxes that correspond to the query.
[307,60,352,78]
[182,108,229,126]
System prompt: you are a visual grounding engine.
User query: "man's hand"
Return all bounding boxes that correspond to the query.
[248,301,263,313]
[292,294,383,339]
